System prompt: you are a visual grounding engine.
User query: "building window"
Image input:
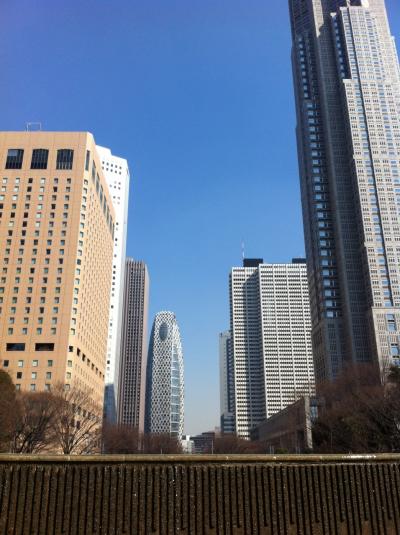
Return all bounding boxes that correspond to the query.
[5,149,24,170]
[56,149,74,170]
[6,343,25,351]
[47,360,53,367]
[35,343,54,351]
[85,150,90,171]
[391,345,400,357]
[3,360,9,367]
[31,149,49,170]
[387,314,396,332]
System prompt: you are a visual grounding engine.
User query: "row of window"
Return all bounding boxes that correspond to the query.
[6,342,54,351]
[16,384,51,392]
[12,371,55,380]
[3,358,55,367]
[5,149,74,170]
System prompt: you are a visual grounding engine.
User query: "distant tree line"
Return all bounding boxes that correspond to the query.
[0,370,183,455]
[210,363,400,455]
[102,425,269,455]
[2,364,400,455]
[102,424,182,454]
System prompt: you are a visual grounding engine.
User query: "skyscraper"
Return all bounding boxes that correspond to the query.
[145,311,184,439]
[219,331,235,434]
[0,132,115,408]
[97,146,130,422]
[289,0,400,383]
[117,259,149,431]
[230,259,315,438]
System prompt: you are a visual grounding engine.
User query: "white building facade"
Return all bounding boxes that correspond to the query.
[145,311,184,439]
[229,259,315,439]
[97,146,130,422]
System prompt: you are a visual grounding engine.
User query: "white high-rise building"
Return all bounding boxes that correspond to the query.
[229,259,315,439]
[97,146,130,422]
[145,311,185,439]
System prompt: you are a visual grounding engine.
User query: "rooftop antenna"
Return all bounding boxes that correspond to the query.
[26,122,42,132]
[241,240,245,263]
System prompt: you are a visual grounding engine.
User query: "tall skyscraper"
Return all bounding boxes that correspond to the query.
[289,0,400,383]
[0,132,115,408]
[117,259,149,431]
[219,331,235,434]
[145,311,184,439]
[97,146,130,422]
[230,259,315,438]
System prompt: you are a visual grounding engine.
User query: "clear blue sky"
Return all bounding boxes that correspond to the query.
[2,0,400,434]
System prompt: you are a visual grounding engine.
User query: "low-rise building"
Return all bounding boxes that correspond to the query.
[250,396,319,453]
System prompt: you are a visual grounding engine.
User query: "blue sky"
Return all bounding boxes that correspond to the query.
[2,0,400,434]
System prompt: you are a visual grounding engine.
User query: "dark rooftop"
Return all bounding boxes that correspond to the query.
[243,258,264,268]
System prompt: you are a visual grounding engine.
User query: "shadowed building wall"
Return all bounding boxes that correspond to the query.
[117,259,149,431]
[250,396,318,453]
[219,330,235,434]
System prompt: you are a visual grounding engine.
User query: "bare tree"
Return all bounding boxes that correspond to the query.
[0,372,56,454]
[102,423,141,454]
[313,363,400,453]
[212,434,266,454]
[102,425,184,455]
[10,391,56,454]
[51,384,102,455]
[142,433,183,454]
[0,370,17,452]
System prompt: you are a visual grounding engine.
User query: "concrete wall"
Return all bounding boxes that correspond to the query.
[0,454,400,534]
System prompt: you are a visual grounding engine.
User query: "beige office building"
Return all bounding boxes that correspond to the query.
[0,132,115,408]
